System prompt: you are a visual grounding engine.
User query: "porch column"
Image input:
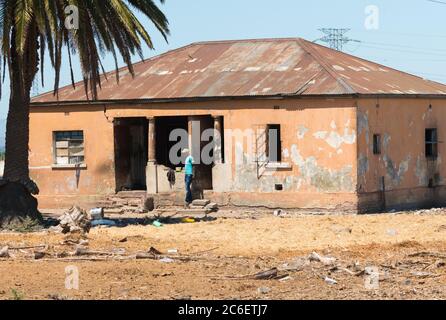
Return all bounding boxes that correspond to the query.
[213,116,223,164]
[147,117,156,163]
[146,117,158,194]
[188,116,201,161]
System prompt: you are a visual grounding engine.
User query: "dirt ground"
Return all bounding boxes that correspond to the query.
[2,209,446,300]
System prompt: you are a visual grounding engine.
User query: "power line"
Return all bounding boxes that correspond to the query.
[356,43,446,57]
[352,29,446,39]
[361,40,446,53]
[427,0,446,5]
[315,28,360,51]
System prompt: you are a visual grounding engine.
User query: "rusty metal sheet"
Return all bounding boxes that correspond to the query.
[32,38,446,104]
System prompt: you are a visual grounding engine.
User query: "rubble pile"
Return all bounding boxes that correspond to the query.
[50,206,91,234]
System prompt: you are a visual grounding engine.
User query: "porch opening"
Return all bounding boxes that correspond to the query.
[114,117,148,191]
[155,115,214,191]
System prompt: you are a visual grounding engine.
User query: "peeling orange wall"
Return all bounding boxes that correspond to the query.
[30,97,358,210]
[357,98,446,211]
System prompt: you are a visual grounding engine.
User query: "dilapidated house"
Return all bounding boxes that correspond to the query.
[30,38,446,212]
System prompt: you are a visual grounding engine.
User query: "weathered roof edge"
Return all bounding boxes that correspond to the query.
[303,39,446,91]
[31,37,446,103]
[30,92,446,109]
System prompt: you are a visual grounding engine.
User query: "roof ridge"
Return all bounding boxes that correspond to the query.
[296,38,356,94]
[191,37,302,46]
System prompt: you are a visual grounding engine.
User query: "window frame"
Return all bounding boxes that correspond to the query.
[373,134,381,155]
[53,130,85,166]
[425,128,438,159]
[266,124,282,163]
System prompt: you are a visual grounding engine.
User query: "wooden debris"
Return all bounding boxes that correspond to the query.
[308,252,337,266]
[408,252,446,259]
[410,271,440,279]
[148,247,163,255]
[73,246,126,257]
[8,244,47,251]
[55,206,91,234]
[214,268,281,281]
[253,268,279,280]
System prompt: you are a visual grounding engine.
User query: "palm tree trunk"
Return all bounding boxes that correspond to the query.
[0,27,42,227]
[4,53,31,182]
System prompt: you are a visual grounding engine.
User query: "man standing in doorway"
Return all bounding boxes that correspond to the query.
[182,149,194,207]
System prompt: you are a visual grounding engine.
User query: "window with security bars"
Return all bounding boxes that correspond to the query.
[54,131,85,165]
[425,128,438,159]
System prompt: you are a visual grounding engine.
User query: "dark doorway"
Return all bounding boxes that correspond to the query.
[114,118,148,191]
[156,116,189,168]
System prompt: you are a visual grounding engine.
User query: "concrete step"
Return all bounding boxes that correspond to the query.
[192,199,210,207]
[116,191,147,198]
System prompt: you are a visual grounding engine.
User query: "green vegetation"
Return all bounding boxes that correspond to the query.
[10,289,24,300]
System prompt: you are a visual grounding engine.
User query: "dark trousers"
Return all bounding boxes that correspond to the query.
[185,174,193,204]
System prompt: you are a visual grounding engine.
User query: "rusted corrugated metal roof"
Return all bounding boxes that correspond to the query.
[32,37,446,103]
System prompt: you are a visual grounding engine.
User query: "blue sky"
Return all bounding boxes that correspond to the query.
[2,0,446,142]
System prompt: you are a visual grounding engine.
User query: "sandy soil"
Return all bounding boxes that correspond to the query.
[1,210,446,300]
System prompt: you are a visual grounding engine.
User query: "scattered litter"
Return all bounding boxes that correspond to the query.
[91,219,117,228]
[309,252,337,266]
[278,275,293,282]
[152,220,163,228]
[0,246,9,258]
[273,209,287,217]
[159,257,175,263]
[167,249,179,254]
[89,208,104,221]
[278,257,309,271]
[324,277,337,285]
[257,287,271,294]
[34,251,46,260]
[387,229,398,236]
[182,217,196,223]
